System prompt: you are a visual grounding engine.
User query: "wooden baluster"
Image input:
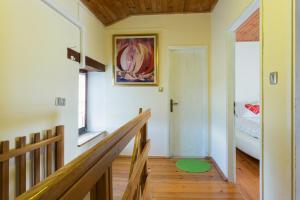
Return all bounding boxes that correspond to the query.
[129,132,141,177]
[90,166,112,200]
[32,133,40,185]
[0,141,9,200]
[108,166,113,200]
[46,130,53,177]
[141,174,151,200]
[16,136,26,196]
[55,125,64,170]
[129,108,144,177]
[140,109,150,198]
[128,108,143,198]
[138,108,145,198]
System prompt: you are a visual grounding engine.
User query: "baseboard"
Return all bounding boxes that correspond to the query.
[170,156,208,159]
[149,156,170,159]
[118,155,169,159]
[207,156,228,182]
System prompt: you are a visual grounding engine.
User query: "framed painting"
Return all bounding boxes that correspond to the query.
[113,34,158,86]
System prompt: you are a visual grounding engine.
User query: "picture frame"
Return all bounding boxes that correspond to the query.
[113,34,159,86]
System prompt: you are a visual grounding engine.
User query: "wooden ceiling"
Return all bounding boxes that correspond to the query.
[236,9,260,42]
[81,0,219,26]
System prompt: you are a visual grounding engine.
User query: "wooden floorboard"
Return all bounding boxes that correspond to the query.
[236,149,260,200]
[113,157,244,199]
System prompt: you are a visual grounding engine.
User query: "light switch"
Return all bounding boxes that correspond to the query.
[270,72,278,85]
[158,87,164,92]
[55,97,66,106]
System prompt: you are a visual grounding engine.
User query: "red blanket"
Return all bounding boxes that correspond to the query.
[245,104,260,115]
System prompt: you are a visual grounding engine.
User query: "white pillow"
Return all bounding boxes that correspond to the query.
[235,102,260,118]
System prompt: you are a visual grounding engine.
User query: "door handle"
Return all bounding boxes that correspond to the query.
[170,99,179,112]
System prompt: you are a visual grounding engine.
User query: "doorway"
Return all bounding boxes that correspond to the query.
[234,40,260,200]
[169,47,208,157]
[227,1,261,199]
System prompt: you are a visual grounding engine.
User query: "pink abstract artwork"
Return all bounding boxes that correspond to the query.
[113,34,158,85]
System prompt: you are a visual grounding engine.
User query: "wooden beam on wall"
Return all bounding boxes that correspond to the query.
[67,48,105,72]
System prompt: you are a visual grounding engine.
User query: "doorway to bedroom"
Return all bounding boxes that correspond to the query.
[233,6,261,200]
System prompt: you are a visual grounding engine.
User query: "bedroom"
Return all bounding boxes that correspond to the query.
[234,8,260,199]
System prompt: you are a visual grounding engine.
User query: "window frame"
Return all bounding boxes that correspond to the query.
[78,69,88,135]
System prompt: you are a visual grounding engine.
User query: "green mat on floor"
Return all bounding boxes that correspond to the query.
[176,159,212,173]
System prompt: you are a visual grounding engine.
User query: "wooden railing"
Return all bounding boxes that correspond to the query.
[0,126,64,199]
[16,108,151,200]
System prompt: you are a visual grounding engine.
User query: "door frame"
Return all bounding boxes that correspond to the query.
[226,0,262,199]
[168,45,209,158]
[295,0,299,199]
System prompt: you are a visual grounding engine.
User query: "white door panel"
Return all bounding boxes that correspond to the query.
[169,48,208,157]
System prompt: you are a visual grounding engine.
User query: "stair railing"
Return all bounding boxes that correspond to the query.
[15,108,151,200]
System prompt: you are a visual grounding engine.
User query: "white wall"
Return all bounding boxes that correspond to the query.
[235,42,260,102]
[103,14,211,156]
[0,0,106,198]
[210,0,255,178]
[261,0,293,198]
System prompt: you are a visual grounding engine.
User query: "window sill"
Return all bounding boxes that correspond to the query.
[77,131,108,147]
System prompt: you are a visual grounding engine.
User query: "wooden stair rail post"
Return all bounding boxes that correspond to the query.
[16,136,26,197]
[45,130,53,177]
[32,133,41,186]
[90,165,113,200]
[55,125,64,170]
[0,141,9,200]
[140,109,150,199]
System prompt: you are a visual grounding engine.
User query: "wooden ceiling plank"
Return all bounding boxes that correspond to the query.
[236,9,260,42]
[113,0,130,17]
[178,0,185,12]
[144,0,152,12]
[184,0,195,12]
[138,0,147,13]
[166,0,172,12]
[210,0,219,11]
[80,0,219,25]
[90,0,120,25]
[161,0,168,12]
[127,0,138,14]
[81,0,110,25]
[101,0,123,20]
[151,0,160,13]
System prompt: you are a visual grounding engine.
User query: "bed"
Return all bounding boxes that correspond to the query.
[235,102,261,160]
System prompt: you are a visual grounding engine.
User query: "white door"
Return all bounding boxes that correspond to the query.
[169,48,208,157]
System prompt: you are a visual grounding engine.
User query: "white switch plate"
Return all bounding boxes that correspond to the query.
[55,97,66,106]
[158,87,164,92]
[270,72,278,85]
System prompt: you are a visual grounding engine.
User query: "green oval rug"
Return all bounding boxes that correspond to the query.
[176,159,212,173]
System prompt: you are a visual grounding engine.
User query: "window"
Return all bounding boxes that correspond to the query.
[78,71,87,135]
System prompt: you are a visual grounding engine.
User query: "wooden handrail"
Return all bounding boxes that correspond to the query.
[0,135,62,162]
[17,109,151,200]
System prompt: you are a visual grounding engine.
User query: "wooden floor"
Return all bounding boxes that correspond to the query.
[236,149,260,200]
[113,157,243,199]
